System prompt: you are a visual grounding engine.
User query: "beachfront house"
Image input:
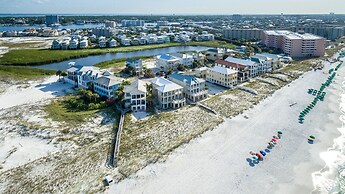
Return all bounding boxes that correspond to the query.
[151,77,186,110]
[253,53,282,70]
[93,74,122,99]
[124,79,147,112]
[155,54,181,71]
[126,58,143,76]
[77,66,101,89]
[224,57,259,78]
[207,66,238,88]
[168,73,207,102]
[65,65,83,86]
[61,39,70,50]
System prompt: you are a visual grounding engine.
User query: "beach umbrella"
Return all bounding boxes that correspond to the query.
[260,150,266,156]
[252,156,258,160]
[272,138,278,142]
[278,131,283,135]
[309,135,316,140]
[299,117,305,121]
[256,153,263,160]
[249,151,255,155]
[273,135,279,139]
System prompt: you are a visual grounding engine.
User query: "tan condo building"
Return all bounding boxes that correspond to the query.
[207,66,238,88]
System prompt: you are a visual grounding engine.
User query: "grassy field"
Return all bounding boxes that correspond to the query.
[94,55,153,69]
[0,41,235,66]
[44,95,101,126]
[0,65,55,79]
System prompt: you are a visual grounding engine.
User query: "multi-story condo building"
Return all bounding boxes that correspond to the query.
[262,30,325,58]
[168,73,208,102]
[151,77,186,110]
[223,28,262,40]
[105,21,116,28]
[124,79,147,112]
[207,66,238,88]
[121,20,145,27]
[45,15,59,26]
[291,25,345,41]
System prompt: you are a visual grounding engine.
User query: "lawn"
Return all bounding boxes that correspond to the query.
[44,95,100,125]
[0,65,55,79]
[0,41,236,66]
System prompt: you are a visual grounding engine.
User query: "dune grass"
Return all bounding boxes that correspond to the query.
[0,65,55,79]
[0,41,235,66]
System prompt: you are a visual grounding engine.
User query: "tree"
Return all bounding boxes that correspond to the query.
[56,70,62,80]
[144,68,155,78]
[177,64,186,71]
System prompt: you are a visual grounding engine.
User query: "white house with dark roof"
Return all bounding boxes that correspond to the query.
[151,77,186,109]
[168,73,207,102]
[207,66,238,88]
[124,79,147,112]
[93,74,122,98]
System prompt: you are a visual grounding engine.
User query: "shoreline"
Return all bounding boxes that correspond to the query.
[108,57,345,193]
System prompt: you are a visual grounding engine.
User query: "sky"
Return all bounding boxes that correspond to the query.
[0,0,345,15]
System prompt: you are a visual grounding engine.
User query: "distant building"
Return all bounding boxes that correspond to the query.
[109,38,117,47]
[121,20,145,27]
[79,37,89,49]
[223,28,262,40]
[207,66,238,88]
[157,21,169,26]
[105,21,116,28]
[232,14,242,21]
[124,79,147,112]
[92,27,117,37]
[51,40,61,50]
[206,48,225,61]
[262,30,325,58]
[69,39,79,49]
[46,15,59,26]
[290,26,345,41]
[99,36,107,48]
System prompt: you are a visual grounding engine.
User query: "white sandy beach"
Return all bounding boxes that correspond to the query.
[108,59,345,194]
[0,76,72,172]
[0,76,72,110]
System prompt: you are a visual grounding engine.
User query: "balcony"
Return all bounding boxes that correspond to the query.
[190,90,208,97]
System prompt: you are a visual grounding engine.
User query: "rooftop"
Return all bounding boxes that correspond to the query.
[224,57,257,67]
[209,65,238,74]
[94,75,122,87]
[124,79,147,94]
[168,73,205,85]
[264,30,324,40]
[151,77,183,93]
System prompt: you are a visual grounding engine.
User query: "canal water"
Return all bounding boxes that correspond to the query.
[34,46,210,71]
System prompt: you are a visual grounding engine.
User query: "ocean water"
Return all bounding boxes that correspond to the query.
[311,76,345,193]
